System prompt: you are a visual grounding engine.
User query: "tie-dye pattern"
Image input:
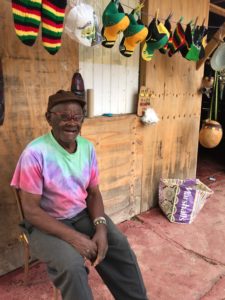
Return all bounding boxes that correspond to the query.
[11,132,99,219]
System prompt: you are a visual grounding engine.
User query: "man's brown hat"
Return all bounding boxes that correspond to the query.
[47,90,86,111]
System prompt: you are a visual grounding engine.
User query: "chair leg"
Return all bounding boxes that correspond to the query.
[20,234,30,285]
[23,242,30,285]
[20,233,59,298]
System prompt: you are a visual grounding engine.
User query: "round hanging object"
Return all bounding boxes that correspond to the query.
[210,43,225,71]
[199,119,223,148]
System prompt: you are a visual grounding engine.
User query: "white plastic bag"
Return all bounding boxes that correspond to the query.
[65,0,102,47]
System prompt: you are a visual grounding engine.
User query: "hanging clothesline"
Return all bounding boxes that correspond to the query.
[121,2,225,30]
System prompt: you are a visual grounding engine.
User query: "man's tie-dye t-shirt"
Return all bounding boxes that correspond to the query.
[11,132,99,219]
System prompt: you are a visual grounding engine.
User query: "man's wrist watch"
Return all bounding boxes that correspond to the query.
[93,216,107,226]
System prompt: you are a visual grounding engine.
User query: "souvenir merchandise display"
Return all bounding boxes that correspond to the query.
[159,13,173,55]
[119,7,148,57]
[11,0,67,54]
[100,1,208,62]
[65,0,102,47]
[41,0,67,55]
[12,0,42,46]
[168,20,186,57]
[101,0,130,48]
[181,22,207,61]
[142,17,169,61]
[199,71,223,149]
[11,0,210,61]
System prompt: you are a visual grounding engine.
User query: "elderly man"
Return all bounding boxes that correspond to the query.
[11,90,148,300]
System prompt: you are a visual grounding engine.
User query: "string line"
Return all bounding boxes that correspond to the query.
[121,2,225,30]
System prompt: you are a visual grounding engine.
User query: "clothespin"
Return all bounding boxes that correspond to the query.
[133,2,145,17]
[167,12,173,21]
[194,16,199,28]
[179,16,184,23]
[202,18,205,27]
[155,8,159,22]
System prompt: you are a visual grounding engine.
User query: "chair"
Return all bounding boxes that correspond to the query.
[13,188,59,300]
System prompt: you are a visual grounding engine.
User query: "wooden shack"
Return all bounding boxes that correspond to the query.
[0,0,209,275]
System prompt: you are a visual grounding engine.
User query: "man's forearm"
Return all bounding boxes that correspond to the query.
[86,191,105,221]
[23,205,84,244]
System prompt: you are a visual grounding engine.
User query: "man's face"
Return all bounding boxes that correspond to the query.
[46,101,84,146]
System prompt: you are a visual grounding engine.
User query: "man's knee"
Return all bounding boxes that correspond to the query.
[54,252,85,274]
[29,227,85,273]
[106,217,131,250]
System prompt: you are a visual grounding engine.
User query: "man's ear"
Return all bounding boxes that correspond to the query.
[45,112,51,124]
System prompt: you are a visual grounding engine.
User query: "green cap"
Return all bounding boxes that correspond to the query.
[142,19,169,61]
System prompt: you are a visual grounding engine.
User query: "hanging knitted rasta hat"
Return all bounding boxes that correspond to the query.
[101,0,130,48]
[168,20,186,57]
[11,0,42,46]
[142,18,169,61]
[41,0,67,55]
[119,10,148,57]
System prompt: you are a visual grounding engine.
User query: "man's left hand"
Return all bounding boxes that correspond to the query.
[92,225,108,267]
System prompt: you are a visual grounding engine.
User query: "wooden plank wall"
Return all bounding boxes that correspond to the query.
[82,115,141,224]
[0,0,209,275]
[139,0,209,211]
[0,0,79,275]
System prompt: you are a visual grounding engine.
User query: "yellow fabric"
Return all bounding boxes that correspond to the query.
[103,15,130,42]
[12,8,41,22]
[123,27,148,53]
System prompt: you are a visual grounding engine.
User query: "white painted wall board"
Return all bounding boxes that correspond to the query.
[79,0,140,116]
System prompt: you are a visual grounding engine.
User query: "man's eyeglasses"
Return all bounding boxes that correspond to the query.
[49,111,84,122]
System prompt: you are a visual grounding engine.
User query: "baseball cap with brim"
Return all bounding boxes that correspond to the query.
[102,1,130,48]
[142,19,169,61]
[48,90,86,111]
[119,12,148,57]
[64,3,96,47]
[210,43,225,71]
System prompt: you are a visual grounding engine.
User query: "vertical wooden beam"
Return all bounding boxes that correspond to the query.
[0,59,4,125]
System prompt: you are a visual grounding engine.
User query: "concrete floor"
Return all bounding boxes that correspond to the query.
[1,152,225,300]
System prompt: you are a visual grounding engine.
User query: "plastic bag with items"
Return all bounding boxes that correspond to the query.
[65,0,102,47]
[159,178,213,224]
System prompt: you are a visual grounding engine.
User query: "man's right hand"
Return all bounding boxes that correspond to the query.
[68,232,98,261]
